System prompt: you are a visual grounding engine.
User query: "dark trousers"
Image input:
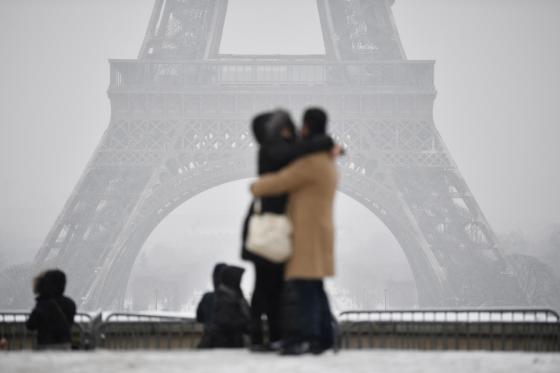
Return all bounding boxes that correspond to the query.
[250,262,284,345]
[291,279,334,348]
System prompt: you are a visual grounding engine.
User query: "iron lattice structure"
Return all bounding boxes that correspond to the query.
[14,0,526,309]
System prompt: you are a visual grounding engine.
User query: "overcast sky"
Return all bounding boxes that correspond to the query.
[0,0,559,269]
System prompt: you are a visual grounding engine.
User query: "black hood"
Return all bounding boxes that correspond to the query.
[220,265,245,293]
[212,263,227,290]
[263,110,296,145]
[37,269,66,298]
[251,112,273,145]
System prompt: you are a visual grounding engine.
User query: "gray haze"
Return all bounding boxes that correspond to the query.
[0,0,559,308]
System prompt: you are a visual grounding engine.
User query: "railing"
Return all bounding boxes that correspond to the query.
[96,312,201,349]
[2,308,559,351]
[0,311,93,350]
[339,308,560,323]
[338,309,560,351]
[109,60,435,91]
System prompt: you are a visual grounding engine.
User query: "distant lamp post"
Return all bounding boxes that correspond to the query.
[155,289,159,312]
[384,288,388,311]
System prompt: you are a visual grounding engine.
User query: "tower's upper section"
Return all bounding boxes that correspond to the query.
[138,0,405,61]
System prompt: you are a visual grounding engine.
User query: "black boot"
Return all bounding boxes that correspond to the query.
[279,340,310,356]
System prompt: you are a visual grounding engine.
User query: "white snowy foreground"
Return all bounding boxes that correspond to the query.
[1,350,559,373]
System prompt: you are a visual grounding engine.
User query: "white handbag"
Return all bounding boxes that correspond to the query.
[246,199,293,263]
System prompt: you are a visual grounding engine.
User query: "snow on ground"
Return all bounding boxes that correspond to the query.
[1,350,559,373]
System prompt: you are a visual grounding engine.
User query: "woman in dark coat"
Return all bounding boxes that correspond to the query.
[241,110,335,349]
[26,269,77,350]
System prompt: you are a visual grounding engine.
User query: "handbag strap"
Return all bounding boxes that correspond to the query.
[252,199,262,214]
[50,299,71,330]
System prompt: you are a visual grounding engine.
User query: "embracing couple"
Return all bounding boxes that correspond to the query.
[242,107,341,355]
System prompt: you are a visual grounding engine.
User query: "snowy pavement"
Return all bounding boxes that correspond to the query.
[1,350,559,373]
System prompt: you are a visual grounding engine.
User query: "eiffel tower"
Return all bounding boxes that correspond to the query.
[11,0,526,309]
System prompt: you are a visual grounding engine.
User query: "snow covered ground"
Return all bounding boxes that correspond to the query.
[1,350,559,373]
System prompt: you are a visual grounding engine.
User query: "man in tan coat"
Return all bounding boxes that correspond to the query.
[250,108,338,355]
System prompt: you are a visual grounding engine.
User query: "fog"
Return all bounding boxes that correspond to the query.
[0,0,559,310]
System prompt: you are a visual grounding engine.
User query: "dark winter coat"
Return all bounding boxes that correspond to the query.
[241,114,334,264]
[198,266,251,348]
[26,295,76,346]
[196,293,215,325]
[196,263,227,325]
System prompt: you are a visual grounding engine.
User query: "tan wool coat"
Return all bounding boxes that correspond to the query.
[250,152,338,280]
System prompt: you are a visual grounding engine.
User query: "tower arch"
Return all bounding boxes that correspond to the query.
[19,0,527,309]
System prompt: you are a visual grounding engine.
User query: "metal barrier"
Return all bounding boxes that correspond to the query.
[95,313,202,349]
[338,309,560,351]
[339,308,560,323]
[3,308,559,351]
[0,311,93,350]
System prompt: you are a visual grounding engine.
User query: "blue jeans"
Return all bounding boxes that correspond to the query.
[291,280,334,348]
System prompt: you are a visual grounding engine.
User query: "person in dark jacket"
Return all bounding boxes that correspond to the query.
[26,269,77,350]
[198,265,251,348]
[241,109,336,350]
[196,263,227,325]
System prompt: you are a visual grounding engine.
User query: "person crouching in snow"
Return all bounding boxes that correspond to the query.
[198,265,251,348]
[196,263,227,326]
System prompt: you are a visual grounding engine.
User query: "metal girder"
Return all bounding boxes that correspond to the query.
[139,0,224,60]
[319,0,405,60]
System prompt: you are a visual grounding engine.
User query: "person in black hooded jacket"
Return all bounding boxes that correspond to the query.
[241,110,336,350]
[26,269,77,350]
[196,262,227,326]
[198,265,251,348]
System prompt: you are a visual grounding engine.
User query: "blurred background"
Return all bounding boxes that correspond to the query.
[0,0,559,312]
